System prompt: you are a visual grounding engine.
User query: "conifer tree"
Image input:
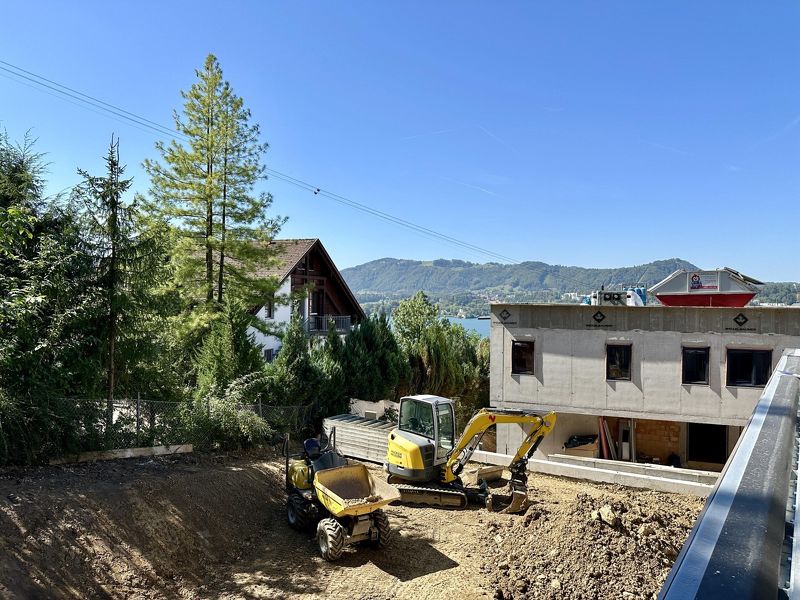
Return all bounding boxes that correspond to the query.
[75,137,168,425]
[144,54,284,306]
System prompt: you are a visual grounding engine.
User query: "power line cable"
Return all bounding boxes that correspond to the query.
[3,59,659,288]
[1,59,520,264]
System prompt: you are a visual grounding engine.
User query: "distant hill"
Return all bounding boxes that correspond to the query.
[341,257,701,316]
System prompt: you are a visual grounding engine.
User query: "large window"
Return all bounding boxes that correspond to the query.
[511,341,535,375]
[726,349,772,387]
[606,344,632,381]
[399,398,435,438]
[682,347,710,385]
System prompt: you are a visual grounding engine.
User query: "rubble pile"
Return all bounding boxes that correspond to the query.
[482,485,703,600]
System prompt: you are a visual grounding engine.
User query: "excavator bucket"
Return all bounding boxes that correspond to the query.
[499,485,529,514]
[482,478,530,514]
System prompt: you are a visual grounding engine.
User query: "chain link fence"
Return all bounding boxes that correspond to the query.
[0,396,314,465]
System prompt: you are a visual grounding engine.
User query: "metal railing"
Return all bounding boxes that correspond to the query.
[305,314,352,335]
[658,349,800,599]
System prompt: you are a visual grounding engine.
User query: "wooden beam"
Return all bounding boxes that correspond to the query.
[50,444,193,465]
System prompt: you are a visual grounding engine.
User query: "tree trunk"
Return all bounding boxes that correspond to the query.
[217,151,228,303]
[205,103,214,303]
[107,141,119,434]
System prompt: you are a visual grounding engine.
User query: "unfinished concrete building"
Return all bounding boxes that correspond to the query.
[490,303,800,470]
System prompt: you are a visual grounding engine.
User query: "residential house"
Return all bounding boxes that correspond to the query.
[248,239,365,361]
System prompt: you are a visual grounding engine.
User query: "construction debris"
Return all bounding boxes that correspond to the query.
[486,488,701,600]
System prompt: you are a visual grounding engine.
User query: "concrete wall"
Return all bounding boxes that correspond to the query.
[490,304,800,426]
[248,279,293,357]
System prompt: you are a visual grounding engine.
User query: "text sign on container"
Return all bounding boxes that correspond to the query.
[689,271,719,292]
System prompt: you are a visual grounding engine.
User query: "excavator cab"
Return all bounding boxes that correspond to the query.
[388,395,456,481]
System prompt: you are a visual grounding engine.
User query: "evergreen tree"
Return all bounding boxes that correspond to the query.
[74,137,169,423]
[311,325,349,418]
[143,53,284,306]
[267,316,320,406]
[343,314,405,401]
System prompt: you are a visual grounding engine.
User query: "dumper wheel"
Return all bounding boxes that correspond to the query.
[371,509,391,548]
[317,518,345,561]
[287,493,310,531]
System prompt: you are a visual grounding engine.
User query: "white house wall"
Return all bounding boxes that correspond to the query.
[248,278,293,355]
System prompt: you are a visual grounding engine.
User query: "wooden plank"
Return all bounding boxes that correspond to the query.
[50,444,193,465]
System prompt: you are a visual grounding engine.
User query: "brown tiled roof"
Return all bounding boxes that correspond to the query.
[255,238,318,282]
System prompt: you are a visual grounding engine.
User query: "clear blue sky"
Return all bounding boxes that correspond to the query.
[2,2,798,280]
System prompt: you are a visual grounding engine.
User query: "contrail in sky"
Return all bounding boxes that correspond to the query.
[439,176,498,196]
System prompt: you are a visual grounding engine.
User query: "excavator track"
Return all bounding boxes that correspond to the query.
[394,483,469,509]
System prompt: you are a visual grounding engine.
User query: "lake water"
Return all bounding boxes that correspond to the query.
[446,317,490,338]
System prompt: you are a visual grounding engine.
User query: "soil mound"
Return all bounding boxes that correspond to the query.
[483,480,702,600]
[0,452,284,599]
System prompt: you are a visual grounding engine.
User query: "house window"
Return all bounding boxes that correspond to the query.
[511,341,535,375]
[606,344,632,381]
[726,349,771,387]
[263,348,274,363]
[682,347,710,385]
[264,298,275,319]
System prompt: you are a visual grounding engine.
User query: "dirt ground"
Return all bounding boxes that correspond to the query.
[0,451,703,599]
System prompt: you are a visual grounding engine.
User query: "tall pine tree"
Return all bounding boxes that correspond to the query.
[75,137,169,425]
[144,54,283,307]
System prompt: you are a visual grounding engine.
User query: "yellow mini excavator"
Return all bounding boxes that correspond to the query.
[385,395,556,514]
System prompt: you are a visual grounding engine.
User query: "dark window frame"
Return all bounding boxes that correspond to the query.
[606,343,632,381]
[682,346,710,385]
[511,340,535,375]
[726,348,772,388]
[264,298,275,319]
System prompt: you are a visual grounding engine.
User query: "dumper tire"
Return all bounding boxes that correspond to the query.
[287,493,310,531]
[371,509,391,548]
[317,518,345,561]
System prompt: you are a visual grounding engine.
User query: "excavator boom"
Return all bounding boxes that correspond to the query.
[443,408,557,483]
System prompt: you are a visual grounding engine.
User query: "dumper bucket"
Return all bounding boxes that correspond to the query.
[314,464,401,518]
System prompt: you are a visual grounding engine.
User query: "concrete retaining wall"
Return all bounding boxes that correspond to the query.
[472,449,714,497]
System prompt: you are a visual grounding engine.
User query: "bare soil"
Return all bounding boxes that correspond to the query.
[0,451,702,599]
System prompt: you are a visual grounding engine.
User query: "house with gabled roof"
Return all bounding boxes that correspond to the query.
[249,238,365,361]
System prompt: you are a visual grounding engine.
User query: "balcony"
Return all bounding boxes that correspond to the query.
[305,314,352,335]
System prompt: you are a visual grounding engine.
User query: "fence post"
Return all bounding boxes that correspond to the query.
[136,392,141,445]
[258,398,263,419]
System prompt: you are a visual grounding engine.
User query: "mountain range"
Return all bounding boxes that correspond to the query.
[341,257,702,316]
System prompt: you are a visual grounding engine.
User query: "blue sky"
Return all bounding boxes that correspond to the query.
[1,2,798,280]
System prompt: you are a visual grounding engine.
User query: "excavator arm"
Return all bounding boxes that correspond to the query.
[443,408,557,483]
[443,408,557,513]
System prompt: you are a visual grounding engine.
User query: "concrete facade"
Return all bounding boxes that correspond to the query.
[490,304,800,465]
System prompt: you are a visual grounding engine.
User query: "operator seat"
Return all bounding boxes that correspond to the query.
[303,438,322,460]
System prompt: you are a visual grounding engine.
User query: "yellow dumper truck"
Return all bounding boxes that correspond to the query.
[284,434,400,561]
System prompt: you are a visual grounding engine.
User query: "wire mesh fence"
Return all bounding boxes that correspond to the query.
[0,396,314,465]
